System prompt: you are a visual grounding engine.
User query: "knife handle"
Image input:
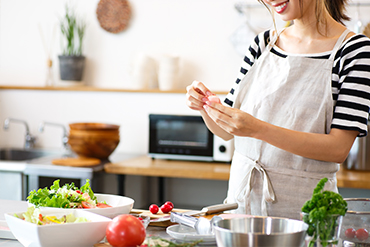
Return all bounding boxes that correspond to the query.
[170,211,197,228]
[204,202,239,215]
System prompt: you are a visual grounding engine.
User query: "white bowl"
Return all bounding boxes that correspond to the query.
[29,193,134,219]
[5,209,111,247]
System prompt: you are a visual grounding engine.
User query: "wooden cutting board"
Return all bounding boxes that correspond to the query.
[131,208,190,227]
[52,157,101,167]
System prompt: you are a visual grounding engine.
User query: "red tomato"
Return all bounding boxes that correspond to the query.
[160,203,172,214]
[345,228,356,239]
[81,201,93,208]
[149,204,159,214]
[96,202,112,208]
[356,228,369,241]
[106,214,146,247]
[164,201,174,209]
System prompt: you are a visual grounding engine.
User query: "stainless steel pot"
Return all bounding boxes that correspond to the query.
[213,216,308,247]
[344,133,370,171]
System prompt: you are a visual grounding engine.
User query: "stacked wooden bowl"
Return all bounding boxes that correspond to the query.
[68,123,120,159]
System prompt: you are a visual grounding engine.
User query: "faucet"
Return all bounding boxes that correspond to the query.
[3,118,36,149]
[38,121,70,151]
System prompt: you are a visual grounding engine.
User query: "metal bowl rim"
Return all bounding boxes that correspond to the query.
[213,216,308,236]
[344,198,370,215]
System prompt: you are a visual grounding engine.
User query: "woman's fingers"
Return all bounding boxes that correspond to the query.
[204,101,257,137]
[186,80,215,111]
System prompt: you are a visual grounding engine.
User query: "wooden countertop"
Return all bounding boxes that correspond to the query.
[104,155,370,189]
[104,155,230,180]
[336,166,370,190]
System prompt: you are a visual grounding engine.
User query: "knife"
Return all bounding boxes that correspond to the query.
[183,202,238,217]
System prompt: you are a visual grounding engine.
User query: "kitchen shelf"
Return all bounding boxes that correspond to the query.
[0,85,228,95]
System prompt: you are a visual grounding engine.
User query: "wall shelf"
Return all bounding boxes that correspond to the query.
[0,85,228,95]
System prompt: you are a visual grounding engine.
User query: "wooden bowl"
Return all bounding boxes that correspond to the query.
[69,122,119,131]
[68,124,120,159]
[69,129,119,137]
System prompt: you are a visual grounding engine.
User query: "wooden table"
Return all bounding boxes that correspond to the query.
[104,155,370,197]
[104,155,231,180]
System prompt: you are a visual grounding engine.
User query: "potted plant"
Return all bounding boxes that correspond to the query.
[58,5,86,81]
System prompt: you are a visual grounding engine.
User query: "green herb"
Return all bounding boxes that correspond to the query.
[60,4,86,56]
[301,177,347,247]
[144,236,203,247]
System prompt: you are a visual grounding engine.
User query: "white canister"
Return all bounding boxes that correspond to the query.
[158,54,180,91]
[131,53,158,89]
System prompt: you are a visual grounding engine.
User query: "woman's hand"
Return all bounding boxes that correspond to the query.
[186,80,215,111]
[203,99,261,138]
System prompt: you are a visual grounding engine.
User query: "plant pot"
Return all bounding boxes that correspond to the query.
[58,55,85,81]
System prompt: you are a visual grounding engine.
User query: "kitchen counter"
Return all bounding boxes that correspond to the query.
[105,155,370,190]
[0,199,191,247]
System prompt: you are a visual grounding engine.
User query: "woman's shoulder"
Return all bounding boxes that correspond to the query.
[247,29,273,59]
[338,33,370,58]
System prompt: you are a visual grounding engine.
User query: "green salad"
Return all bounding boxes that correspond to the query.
[27,179,111,209]
[16,206,89,225]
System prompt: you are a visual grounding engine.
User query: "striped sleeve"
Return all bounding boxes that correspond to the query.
[331,34,370,137]
[224,30,271,107]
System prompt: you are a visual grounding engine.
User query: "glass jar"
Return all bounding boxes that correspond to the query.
[301,212,344,247]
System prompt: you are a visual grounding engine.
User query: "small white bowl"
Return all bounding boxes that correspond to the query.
[29,193,134,219]
[5,209,112,247]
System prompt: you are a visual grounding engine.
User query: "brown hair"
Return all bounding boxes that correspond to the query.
[321,0,350,25]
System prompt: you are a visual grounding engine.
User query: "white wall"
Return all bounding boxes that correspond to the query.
[0,0,277,151]
[0,0,267,90]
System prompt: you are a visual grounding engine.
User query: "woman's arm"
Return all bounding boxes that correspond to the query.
[203,101,358,163]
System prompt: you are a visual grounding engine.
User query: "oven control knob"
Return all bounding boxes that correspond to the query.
[219,145,226,153]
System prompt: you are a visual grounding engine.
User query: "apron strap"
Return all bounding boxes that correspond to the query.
[234,152,276,216]
[328,29,351,61]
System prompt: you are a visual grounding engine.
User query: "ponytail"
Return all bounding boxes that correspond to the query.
[322,0,350,24]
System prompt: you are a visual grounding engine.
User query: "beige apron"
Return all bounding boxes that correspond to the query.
[226,29,351,220]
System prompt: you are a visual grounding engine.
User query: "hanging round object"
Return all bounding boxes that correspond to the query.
[96,0,132,34]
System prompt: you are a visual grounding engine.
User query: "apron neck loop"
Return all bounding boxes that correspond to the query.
[328,29,351,61]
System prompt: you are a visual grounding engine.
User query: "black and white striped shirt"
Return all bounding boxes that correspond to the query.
[225,29,370,137]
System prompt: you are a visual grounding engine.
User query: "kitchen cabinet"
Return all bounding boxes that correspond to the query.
[0,171,26,201]
[0,162,27,201]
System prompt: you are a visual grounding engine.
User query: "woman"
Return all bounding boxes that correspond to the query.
[186,0,370,219]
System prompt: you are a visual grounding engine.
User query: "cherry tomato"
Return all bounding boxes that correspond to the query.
[164,201,174,209]
[96,202,112,208]
[207,95,221,103]
[81,201,93,208]
[345,228,356,239]
[106,214,146,247]
[356,228,369,241]
[160,203,172,214]
[149,204,159,214]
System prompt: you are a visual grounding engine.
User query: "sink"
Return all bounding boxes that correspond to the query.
[0,148,61,161]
